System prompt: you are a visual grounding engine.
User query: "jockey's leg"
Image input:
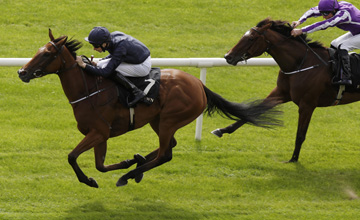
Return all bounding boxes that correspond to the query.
[331,33,360,85]
[113,72,146,107]
[114,56,151,106]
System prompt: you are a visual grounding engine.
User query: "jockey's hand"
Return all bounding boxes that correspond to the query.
[291,21,301,28]
[76,56,86,69]
[291,29,303,37]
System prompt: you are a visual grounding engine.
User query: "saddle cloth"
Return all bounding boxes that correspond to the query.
[329,48,360,91]
[116,67,161,107]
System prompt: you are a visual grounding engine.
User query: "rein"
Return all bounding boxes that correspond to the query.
[69,87,108,104]
[47,41,114,128]
[251,26,329,75]
[45,41,111,104]
[281,32,330,75]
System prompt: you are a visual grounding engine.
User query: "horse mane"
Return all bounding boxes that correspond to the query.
[53,36,82,59]
[256,18,325,49]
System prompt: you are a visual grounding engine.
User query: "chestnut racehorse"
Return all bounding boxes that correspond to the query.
[212,18,360,162]
[17,29,281,188]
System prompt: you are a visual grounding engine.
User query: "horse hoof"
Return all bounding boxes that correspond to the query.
[284,158,298,163]
[88,177,99,188]
[211,129,223,138]
[134,153,146,183]
[116,178,128,187]
[135,173,144,183]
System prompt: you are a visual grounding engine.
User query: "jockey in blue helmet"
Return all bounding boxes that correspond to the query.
[76,26,151,107]
[291,0,360,85]
[85,26,111,52]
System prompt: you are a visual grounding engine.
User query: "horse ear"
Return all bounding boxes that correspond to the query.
[260,22,272,31]
[58,36,68,45]
[49,28,55,41]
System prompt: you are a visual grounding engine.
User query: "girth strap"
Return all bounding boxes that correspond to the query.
[129,107,135,131]
[332,85,345,106]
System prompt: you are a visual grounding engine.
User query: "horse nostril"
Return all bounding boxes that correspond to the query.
[224,54,232,61]
[17,69,27,75]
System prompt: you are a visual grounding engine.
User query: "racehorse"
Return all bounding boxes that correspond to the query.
[17,29,281,188]
[212,18,360,162]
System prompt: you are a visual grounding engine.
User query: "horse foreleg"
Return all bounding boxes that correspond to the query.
[68,130,106,188]
[211,120,247,138]
[289,104,315,162]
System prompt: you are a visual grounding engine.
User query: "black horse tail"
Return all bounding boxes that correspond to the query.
[203,86,282,128]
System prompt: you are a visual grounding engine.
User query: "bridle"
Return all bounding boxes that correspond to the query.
[45,41,114,128]
[250,27,272,52]
[31,40,112,106]
[32,41,69,78]
[236,27,276,62]
[249,26,329,74]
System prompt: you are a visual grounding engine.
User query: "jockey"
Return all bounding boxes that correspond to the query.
[76,26,151,107]
[291,0,360,85]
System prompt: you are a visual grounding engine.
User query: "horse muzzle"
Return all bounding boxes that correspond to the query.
[17,68,33,83]
[224,53,248,66]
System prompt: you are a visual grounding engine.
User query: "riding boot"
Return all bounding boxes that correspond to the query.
[113,71,146,107]
[333,49,352,85]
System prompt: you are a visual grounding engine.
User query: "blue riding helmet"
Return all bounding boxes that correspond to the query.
[318,0,340,12]
[85,27,111,45]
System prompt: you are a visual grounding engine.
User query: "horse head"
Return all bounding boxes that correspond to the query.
[18,29,68,83]
[225,19,274,65]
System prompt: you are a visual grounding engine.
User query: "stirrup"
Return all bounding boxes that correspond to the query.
[128,90,146,107]
[332,79,352,85]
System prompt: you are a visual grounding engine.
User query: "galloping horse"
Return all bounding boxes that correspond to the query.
[213,18,360,162]
[17,29,281,188]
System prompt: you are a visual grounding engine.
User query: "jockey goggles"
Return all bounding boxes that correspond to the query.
[91,43,102,48]
[320,11,332,16]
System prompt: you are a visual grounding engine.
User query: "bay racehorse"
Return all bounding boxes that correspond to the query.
[17,29,281,187]
[212,18,360,162]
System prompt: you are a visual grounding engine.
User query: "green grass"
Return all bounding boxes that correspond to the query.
[1,0,360,219]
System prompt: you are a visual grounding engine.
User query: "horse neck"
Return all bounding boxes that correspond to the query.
[266,31,321,71]
[57,52,93,103]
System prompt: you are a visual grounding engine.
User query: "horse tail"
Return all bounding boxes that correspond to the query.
[203,86,282,128]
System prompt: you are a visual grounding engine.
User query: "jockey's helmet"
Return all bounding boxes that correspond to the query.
[85,27,111,46]
[318,0,340,12]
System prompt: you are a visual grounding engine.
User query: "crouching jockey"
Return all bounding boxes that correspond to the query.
[291,0,360,85]
[76,26,151,106]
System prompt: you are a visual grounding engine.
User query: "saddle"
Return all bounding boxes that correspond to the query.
[328,48,360,91]
[81,55,161,107]
[116,68,161,108]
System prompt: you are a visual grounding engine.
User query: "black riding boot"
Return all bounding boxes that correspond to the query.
[113,72,146,107]
[333,49,352,85]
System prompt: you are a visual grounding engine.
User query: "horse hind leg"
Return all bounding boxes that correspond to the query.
[94,142,141,172]
[132,119,162,183]
[134,137,177,183]
[116,130,177,187]
[211,120,246,138]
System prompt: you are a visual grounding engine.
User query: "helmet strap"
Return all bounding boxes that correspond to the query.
[100,42,109,52]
